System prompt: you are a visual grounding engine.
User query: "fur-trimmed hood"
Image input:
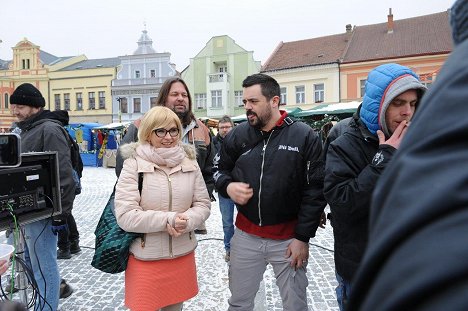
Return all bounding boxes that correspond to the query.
[118,142,197,161]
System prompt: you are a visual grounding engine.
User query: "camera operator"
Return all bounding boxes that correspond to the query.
[9,83,74,310]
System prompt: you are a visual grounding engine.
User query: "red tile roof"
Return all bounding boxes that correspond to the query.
[343,11,452,63]
[261,11,452,71]
[262,32,352,72]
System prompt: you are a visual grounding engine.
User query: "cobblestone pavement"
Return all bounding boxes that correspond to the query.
[4,167,339,311]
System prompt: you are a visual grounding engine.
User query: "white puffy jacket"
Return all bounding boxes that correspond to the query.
[115,142,211,260]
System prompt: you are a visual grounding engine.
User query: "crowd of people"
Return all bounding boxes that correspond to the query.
[1,0,467,309]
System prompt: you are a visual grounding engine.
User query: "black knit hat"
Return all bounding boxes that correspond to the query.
[10,83,46,108]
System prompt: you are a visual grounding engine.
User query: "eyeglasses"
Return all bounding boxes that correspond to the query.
[153,127,180,138]
[219,126,232,130]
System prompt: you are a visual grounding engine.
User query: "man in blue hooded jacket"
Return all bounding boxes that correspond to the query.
[348,1,468,310]
[323,63,426,310]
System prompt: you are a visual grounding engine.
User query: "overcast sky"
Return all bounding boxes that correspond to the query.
[0,0,455,71]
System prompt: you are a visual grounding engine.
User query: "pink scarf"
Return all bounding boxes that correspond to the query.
[135,143,185,168]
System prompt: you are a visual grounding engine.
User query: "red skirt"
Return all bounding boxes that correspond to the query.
[125,252,198,311]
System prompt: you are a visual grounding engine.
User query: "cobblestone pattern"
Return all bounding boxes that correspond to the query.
[3,167,339,310]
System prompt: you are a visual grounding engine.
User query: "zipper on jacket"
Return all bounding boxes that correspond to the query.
[258,131,273,226]
[167,174,174,258]
[306,161,311,185]
[141,235,146,248]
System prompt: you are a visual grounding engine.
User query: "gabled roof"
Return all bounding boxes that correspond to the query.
[343,11,452,63]
[58,57,121,71]
[39,50,76,66]
[262,32,352,72]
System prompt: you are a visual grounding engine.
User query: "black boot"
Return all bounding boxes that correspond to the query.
[70,240,81,254]
[59,279,73,299]
[57,248,71,259]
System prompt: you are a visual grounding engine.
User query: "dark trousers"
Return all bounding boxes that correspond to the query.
[58,212,79,250]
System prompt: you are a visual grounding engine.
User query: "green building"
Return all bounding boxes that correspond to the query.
[182,35,261,119]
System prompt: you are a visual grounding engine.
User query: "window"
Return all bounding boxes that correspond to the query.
[295,86,305,104]
[76,93,83,110]
[195,93,207,109]
[360,80,367,98]
[280,87,287,105]
[150,97,157,108]
[88,92,95,110]
[120,97,128,113]
[314,83,324,103]
[133,98,141,113]
[4,94,9,109]
[64,93,70,111]
[234,91,243,107]
[211,90,222,108]
[135,70,141,78]
[420,74,433,89]
[98,91,105,109]
[22,59,30,69]
[150,70,156,78]
[54,94,61,110]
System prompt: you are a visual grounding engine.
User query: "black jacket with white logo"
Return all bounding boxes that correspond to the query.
[213,115,326,241]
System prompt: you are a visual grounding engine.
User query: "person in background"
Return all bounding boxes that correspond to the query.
[348,1,468,310]
[213,73,326,310]
[212,115,236,262]
[115,77,214,235]
[10,83,75,310]
[115,106,211,311]
[49,110,82,260]
[323,63,426,310]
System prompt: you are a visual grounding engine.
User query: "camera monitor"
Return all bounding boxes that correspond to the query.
[0,151,62,231]
[0,133,21,167]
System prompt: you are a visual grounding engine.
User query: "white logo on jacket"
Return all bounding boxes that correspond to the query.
[373,151,385,166]
[278,145,299,152]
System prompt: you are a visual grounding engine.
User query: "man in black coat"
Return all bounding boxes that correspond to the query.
[323,63,426,311]
[348,1,468,310]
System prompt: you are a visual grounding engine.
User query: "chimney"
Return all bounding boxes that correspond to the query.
[346,24,352,33]
[387,8,394,33]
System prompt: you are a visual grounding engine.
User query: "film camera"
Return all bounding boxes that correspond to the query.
[0,133,62,230]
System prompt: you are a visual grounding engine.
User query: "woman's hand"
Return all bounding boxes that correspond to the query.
[174,213,189,231]
[166,223,183,237]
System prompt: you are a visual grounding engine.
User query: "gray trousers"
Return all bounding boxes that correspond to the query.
[228,230,309,311]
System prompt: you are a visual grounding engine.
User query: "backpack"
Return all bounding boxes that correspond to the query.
[60,127,84,195]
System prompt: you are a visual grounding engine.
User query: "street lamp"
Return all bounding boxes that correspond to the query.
[116,97,122,123]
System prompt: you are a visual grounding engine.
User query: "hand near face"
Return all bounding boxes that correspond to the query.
[377,120,409,149]
[226,182,254,205]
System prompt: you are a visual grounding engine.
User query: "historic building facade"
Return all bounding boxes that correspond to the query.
[182,35,261,118]
[111,29,177,123]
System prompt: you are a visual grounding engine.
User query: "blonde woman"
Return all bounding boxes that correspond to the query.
[115,106,211,311]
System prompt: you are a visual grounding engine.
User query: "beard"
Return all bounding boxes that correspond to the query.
[170,106,193,127]
[173,108,188,120]
[246,108,271,130]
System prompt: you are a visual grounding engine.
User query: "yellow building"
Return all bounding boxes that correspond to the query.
[49,57,120,124]
[0,38,120,130]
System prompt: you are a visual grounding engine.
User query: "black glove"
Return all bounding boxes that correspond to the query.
[209,192,216,202]
[51,214,68,235]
